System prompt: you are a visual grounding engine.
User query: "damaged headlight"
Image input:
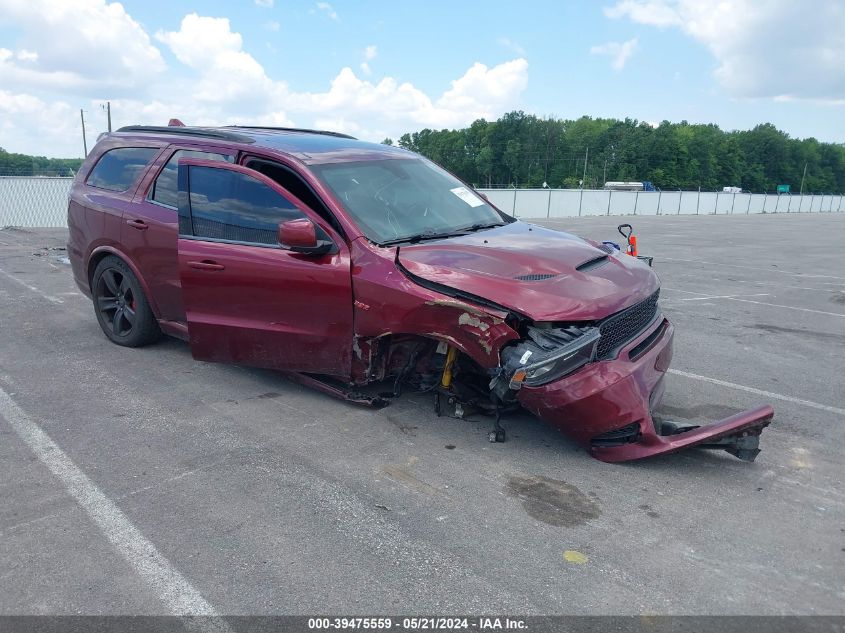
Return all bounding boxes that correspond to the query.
[500,325,601,390]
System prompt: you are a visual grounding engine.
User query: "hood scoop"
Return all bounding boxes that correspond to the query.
[575,255,610,272]
[514,273,558,282]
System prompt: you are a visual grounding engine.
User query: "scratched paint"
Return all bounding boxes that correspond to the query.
[458,312,490,331]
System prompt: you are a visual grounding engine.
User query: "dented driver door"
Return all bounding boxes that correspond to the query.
[175,159,353,378]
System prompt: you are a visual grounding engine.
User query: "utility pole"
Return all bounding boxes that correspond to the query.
[603,157,607,186]
[799,161,808,195]
[80,109,88,158]
[581,147,589,189]
[106,101,112,132]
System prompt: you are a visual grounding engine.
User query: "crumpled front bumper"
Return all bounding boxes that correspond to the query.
[517,318,774,462]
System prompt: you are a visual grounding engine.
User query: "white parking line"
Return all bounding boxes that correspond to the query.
[0,266,63,304]
[668,369,845,416]
[701,276,839,294]
[723,297,845,318]
[0,385,218,616]
[681,293,771,301]
[662,287,845,317]
[660,256,845,280]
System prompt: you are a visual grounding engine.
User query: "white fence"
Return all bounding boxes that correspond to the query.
[1,177,843,228]
[478,188,845,219]
[0,176,73,228]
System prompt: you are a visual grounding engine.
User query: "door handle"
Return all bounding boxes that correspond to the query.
[187,260,225,271]
[126,219,149,230]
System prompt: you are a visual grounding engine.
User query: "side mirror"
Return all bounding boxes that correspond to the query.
[278,218,334,256]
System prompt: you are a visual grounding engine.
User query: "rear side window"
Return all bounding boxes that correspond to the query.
[86,147,158,192]
[183,166,306,245]
[150,150,232,208]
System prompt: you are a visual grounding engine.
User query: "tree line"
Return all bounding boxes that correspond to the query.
[390,112,845,193]
[0,148,83,177]
[3,112,844,193]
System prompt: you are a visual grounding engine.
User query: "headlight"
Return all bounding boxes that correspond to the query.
[505,327,601,389]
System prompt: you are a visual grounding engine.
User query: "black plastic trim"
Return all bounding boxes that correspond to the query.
[628,318,668,360]
[576,255,610,272]
[226,125,356,139]
[116,126,256,143]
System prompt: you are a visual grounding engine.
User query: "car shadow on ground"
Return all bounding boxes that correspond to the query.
[146,334,754,477]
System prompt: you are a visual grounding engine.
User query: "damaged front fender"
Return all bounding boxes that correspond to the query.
[348,240,521,383]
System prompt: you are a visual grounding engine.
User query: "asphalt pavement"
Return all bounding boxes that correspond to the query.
[0,213,843,616]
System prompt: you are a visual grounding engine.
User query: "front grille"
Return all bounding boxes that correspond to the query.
[596,289,660,360]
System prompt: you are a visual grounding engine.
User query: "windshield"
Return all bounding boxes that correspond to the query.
[310,158,509,244]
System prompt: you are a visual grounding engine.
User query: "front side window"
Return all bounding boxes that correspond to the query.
[184,166,305,245]
[86,147,159,192]
[150,150,232,208]
[310,158,508,245]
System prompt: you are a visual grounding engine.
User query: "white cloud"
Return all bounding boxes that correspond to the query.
[0,90,80,156]
[315,2,339,21]
[254,0,273,7]
[603,0,681,27]
[155,14,527,130]
[265,20,280,32]
[436,59,529,123]
[498,37,526,57]
[155,14,280,106]
[590,38,638,71]
[0,8,529,156]
[0,0,165,95]
[16,49,38,62]
[360,46,377,75]
[603,0,845,101]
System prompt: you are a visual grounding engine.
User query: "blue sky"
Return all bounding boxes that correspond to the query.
[0,0,842,157]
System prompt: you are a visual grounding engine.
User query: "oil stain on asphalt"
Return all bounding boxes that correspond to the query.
[506,475,600,527]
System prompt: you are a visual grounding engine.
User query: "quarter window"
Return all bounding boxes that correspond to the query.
[185,166,306,245]
[150,150,232,208]
[86,147,159,192]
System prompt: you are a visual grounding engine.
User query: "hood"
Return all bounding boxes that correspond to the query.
[397,222,659,322]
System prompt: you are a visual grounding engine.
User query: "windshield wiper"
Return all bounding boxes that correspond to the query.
[461,221,506,232]
[379,229,471,247]
[378,221,507,247]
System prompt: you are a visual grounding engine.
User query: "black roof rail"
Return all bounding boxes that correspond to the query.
[115,126,256,143]
[224,125,357,140]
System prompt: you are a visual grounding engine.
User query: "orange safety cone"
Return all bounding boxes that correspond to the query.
[628,234,638,257]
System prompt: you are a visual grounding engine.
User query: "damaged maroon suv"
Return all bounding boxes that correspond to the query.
[67,124,773,462]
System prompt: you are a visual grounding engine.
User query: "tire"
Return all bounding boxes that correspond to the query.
[91,256,161,347]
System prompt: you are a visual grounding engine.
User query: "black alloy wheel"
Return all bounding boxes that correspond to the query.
[92,256,161,347]
[96,267,136,337]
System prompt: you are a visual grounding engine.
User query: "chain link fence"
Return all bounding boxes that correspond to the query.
[0,176,73,228]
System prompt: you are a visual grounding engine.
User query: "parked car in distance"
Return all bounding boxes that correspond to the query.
[67,124,773,462]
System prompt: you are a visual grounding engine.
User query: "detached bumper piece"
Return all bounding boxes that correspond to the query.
[590,404,774,463]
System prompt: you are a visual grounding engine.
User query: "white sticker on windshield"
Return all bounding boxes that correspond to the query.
[450,186,485,207]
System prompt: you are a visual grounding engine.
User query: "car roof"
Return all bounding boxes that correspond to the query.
[111,125,413,165]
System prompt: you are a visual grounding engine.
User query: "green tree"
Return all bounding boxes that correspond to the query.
[389,112,845,193]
